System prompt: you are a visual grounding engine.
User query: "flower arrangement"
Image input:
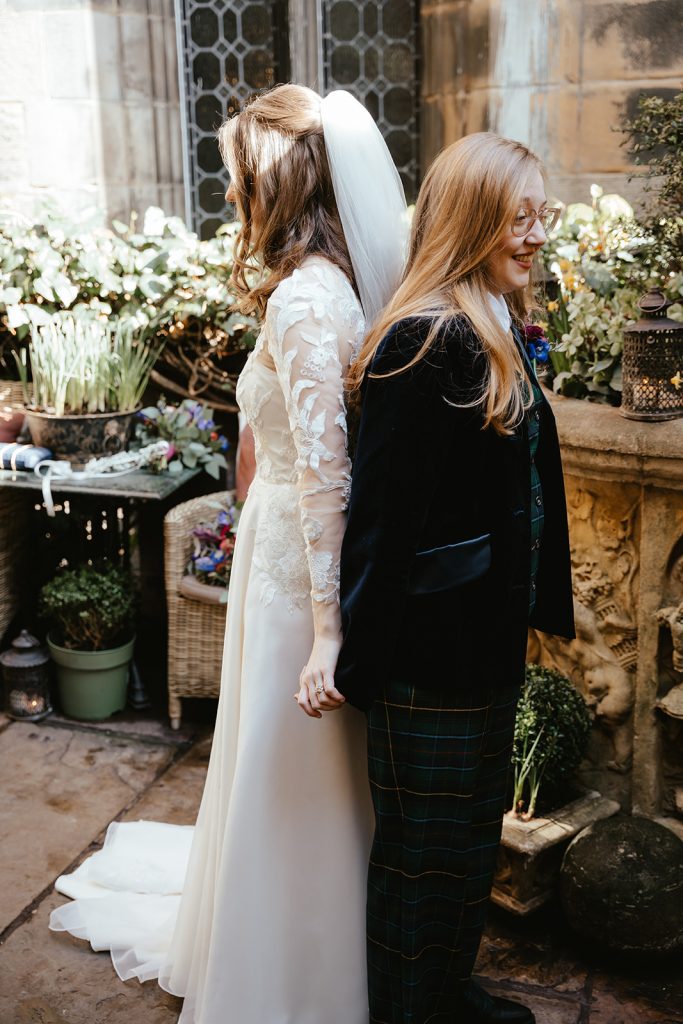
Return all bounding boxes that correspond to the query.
[539,186,645,403]
[536,87,683,407]
[187,501,240,593]
[511,663,592,820]
[135,398,229,479]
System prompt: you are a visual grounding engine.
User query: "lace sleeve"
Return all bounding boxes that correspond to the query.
[267,262,363,642]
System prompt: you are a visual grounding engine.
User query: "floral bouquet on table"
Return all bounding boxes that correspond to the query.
[187,502,241,598]
[135,397,229,479]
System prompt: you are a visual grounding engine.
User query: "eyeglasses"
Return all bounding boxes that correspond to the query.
[512,207,561,237]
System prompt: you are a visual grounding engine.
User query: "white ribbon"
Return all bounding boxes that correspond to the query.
[34,441,171,517]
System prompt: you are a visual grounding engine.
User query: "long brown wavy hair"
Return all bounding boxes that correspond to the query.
[348,132,544,434]
[217,84,356,319]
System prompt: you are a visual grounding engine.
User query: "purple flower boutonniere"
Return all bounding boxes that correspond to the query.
[523,324,551,376]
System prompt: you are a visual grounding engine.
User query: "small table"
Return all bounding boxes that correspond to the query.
[0,466,199,501]
[0,466,202,709]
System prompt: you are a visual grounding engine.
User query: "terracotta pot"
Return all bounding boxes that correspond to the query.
[24,408,138,466]
[0,381,25,443]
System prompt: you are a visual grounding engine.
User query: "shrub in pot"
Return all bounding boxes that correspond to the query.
[16,314,161,465]
[493,664,618,916]
[511,663,593,820]
[40,564,136,720]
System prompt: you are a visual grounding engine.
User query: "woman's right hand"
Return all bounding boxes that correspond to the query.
[294,636,346,719]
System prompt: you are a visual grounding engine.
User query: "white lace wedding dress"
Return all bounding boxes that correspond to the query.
[49,256,375,1024]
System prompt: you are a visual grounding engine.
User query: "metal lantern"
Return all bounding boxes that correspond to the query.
[1,629,52,721]
[621,288,683,421]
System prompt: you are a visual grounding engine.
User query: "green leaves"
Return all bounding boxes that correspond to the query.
[0,203,255,376]
[511,664,592,819]
[25,314,163,416]
[40,564,135,651]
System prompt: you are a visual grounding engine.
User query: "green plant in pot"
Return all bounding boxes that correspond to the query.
[15,313,162,465]
[511,663,592,820]
[40,564,136,720]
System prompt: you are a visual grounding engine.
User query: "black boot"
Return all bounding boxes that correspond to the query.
[456,979,535,1023]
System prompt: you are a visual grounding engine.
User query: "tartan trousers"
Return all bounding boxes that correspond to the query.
[366,678,520,1024]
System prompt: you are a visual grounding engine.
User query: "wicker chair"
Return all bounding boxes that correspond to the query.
[164,492,233,729]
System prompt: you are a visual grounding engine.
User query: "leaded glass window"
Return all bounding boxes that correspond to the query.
[321,0,420,201]
[175,0,290,238]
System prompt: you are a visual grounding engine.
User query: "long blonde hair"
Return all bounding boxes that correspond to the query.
[217,84,356,319]
[349,132,543,434]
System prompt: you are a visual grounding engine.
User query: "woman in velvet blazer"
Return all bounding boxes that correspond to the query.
[334,134,575,1024]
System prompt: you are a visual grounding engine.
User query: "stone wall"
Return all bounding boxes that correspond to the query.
[0,0,183,223]
[421,0,683,207]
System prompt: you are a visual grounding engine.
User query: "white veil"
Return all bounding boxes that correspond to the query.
[321,90,408,326]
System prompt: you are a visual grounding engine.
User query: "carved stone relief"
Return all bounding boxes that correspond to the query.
[531,480,639,774]
[654,539,683,819]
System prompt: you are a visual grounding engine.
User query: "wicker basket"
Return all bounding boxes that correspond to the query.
[164,492,233,729]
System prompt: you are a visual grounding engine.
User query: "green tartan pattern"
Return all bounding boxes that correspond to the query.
[366,679,520,1024]
[527,375,545,615]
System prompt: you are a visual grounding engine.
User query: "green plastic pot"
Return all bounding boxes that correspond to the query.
[47,632,135,721]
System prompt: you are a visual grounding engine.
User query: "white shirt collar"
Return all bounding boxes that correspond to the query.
[487,292,512,333]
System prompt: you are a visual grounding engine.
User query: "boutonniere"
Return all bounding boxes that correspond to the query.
[523,323,551,377]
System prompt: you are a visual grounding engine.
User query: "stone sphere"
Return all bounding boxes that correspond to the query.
[560,816,683,955]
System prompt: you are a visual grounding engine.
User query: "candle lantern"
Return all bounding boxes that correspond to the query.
[621,288,683,421]
[1,629,52,721]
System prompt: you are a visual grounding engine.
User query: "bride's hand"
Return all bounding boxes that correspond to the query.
[295,636,346,718]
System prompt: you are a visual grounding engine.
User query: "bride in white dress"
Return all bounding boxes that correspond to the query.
[49,85,407,1023]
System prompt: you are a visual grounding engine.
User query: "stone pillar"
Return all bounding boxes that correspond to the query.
[0,0,183,223]
[420,0,683,204]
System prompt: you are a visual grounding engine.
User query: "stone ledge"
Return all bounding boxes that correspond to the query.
[546,388,683,487]
[501,790,621,857]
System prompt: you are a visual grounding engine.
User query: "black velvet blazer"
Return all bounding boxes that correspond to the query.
[335,315,575,712]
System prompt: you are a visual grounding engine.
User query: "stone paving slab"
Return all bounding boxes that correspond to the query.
[0,887,181,1024]
[0,722,177,933]
[2,714,683,1024]
[121,732,212,827]
[48,710,196,747]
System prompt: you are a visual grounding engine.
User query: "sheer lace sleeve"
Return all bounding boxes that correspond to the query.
[267,261,364,641]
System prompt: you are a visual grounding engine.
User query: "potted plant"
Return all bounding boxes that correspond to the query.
[15,313,161,465]
[40,563,136,720]
[178,499,240,604]
[0,379,25,443]
[0,205,258,414]
[492,664,619,915]
[134,398,230,480]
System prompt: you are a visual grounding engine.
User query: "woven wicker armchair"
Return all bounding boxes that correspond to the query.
[164,492,233,729]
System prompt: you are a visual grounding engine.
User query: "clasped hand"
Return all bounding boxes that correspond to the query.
[294,636,346,718]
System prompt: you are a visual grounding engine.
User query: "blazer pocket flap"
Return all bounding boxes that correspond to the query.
[408,533,492,595]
